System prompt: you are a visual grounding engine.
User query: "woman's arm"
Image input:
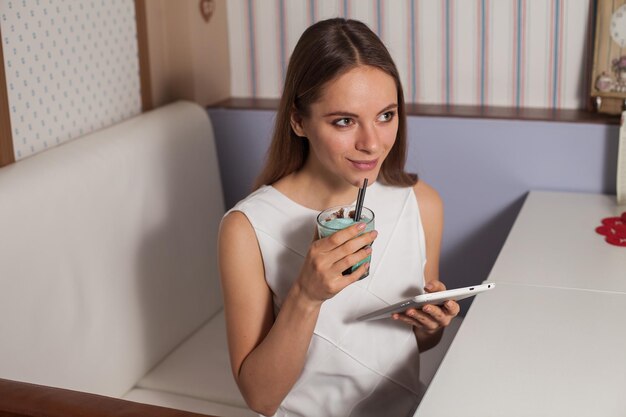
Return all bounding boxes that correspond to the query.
[392,181,460,352]
[219,211,317,415]
[414,181,443,290]
[218,211,375,415]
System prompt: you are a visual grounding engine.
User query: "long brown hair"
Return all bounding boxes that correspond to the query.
[254,18,417,189]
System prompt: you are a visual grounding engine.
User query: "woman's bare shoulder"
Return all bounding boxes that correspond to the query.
[412,180,443,215]
[219,210,268,302]
[221,210,254,236]
[219,210,261,267]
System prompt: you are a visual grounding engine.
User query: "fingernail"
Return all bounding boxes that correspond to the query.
[357,222,366,230]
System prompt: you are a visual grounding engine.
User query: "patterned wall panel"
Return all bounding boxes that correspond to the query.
[227,0,594,110]
[0,0,141,161]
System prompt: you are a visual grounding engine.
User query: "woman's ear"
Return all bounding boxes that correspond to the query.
[290,110,307,137]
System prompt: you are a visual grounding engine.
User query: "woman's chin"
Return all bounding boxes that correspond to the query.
[347,172,378,188]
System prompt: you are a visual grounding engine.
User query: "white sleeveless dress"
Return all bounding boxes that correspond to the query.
[228,182,428,417]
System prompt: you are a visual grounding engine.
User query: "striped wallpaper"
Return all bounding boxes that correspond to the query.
[226,0,594,109]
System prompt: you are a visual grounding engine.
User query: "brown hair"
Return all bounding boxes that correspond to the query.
[254,18,417,189]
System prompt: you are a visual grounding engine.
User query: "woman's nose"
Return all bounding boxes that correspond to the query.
[355,125,380,153]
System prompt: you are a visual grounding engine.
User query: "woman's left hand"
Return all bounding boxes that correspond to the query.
[392,280,460,333]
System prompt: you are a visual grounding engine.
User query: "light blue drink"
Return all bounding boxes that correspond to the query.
[316,205,375,279]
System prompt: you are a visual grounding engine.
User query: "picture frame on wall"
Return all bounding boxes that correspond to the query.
[591,0,626,114]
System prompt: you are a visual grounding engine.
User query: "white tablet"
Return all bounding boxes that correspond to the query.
[356,282,496,321]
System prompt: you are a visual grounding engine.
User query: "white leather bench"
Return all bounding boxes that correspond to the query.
[0,101,255,417]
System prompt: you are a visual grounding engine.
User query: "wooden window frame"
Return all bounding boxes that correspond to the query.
[0,23,15,167]
[135,0,153,113]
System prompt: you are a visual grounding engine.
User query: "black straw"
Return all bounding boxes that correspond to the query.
[354,178,368,221]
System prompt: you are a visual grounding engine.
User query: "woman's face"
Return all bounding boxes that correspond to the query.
[291,65,399,187]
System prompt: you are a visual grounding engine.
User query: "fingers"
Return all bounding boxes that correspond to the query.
[424,280,446,293]
[342,260,370,285]
[400,308,441,331]
[421,303,459,326]
[393,300,460,331]
[334,245,372,275]
[314,223,377,269]
[303,222,376,301]
[318,222,376,252]
[315,260,370,298]
[442,300,461,316]
[330,229,377,267]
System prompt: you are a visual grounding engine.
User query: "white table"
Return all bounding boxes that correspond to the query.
[414,191,626,417]
[489,191,626,293]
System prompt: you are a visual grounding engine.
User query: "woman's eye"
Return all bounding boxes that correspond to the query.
[379,111,395,122]
[333,117,353,127]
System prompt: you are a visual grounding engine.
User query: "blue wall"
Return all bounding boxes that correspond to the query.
[209,108,619,312]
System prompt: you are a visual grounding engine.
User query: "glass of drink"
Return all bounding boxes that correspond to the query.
[316,205,375,279]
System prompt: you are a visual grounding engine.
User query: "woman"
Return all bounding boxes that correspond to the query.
[218,18,459,417]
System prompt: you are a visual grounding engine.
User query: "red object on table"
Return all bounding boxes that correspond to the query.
[595,212,626,247]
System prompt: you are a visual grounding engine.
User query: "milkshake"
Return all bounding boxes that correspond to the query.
[316,205,375,279]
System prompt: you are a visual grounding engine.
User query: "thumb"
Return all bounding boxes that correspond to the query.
[424,280,446,293]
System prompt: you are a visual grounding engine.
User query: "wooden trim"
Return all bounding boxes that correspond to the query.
[403,103,621,124]
[584,0,598,112]
[209,98,621,125]
[209,97,281,111]
[135,0,153,112]
[0,23,15,167]
[0,378,215,417]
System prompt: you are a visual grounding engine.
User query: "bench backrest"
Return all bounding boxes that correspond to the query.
[0,101,225,397]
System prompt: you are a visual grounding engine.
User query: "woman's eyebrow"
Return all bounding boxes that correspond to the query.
[322,103,398,118]
[379,103,398,113]
[322,110,359,118]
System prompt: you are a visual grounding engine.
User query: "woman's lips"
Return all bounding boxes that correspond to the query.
[349,158,379,171]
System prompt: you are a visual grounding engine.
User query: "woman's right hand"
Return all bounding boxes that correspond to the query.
[295,222,378,304]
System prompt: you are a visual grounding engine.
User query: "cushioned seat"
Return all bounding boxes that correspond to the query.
[123,309,462,415]
[123,310,256,417]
